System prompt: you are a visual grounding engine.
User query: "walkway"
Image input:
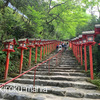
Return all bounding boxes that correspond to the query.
[0,50,100,100]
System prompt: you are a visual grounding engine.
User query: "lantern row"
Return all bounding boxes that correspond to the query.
[69,24,100,80]
[3,39,60,80]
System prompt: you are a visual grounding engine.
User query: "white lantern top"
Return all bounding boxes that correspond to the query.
[78,35,82,38]
[35,39,40,41]
[95,24,100,28]
[3,39,14,43]
[28,38,35,41]
[82,31,95,35]
[18,38,27,42]
[76,37,79,40]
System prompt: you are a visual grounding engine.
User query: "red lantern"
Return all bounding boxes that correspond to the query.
[95,24,100,35]
[82,31,95,45]
[18,38,28,50]
[28,39,35,67]
[3,39,16,52]
[28,38,35,48]
[18,38,28,74]
[40,39,44,61]
[78,35,83,66]
[34,39,41,63]
[3,39,17,80]
[95,24,100,45]
[76,37,80,63]
[82,31,96,80]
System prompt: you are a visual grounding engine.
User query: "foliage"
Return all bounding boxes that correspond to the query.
[0,0,100,80]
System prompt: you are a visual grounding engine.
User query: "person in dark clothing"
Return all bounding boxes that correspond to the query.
[62,43,64,48]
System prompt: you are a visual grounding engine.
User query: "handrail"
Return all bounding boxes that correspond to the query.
[0,50,62,88]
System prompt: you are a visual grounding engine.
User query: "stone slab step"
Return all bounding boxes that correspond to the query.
[35,69,82,72]
[13,78,97,89]
[21,74,88,81]
[0,83,100,99]
[40,64,79,67]
[59,65,80,67]
[26,71,87,77]
[36,67,81,70]
[0,89,100,100]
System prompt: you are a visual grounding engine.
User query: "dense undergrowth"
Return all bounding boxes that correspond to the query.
[0,46,43,80]
[0,0,100,85]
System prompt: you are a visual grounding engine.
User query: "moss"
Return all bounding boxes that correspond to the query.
[88,78,100,90]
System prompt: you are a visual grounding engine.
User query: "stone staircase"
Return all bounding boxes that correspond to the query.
[0,50,100,100]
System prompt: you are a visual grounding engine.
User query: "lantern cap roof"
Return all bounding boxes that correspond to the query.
[82,31,95,35]
[41,39,45,41]
[28,38,35,41]
[95,24,100,28]
[71,38,74,41]
[78,35,82,38]
[35,39,40,41]
[3,39,14,43]
[76,37,79,40]
[18,38,28,42]
[72,38,76,41]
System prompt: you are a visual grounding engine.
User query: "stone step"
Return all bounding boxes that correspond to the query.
[0,50,99,100]
[21,74,88,81]
[57,60,77,62]
[36,67,81,71]
[40,64,79,67]
[13,78,97,89]
[0,89,100,100]
[59,65,80,67]
[37,66,79,69]
[0,83,100,99]
[26,71,87,77]
[35,69,82,73]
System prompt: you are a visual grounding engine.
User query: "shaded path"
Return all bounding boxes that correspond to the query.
[0,50,100,100]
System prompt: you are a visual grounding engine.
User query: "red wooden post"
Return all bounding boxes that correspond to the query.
[46,45,47,55]
[19,49,24,74]
[40,46,42,61]
[29,47,32,66]
[84,45,87,71]
[75,45,76,59]
[76,45,78,60]
[43,45,45,58]
[48,44,49,54]
[74,45,75,55]
[48,41,50,54]
[4,51,10,80]
[72,43,74,54]
[80,46,83,66]
[49,43,50,53]
[78,45,80,63]
[35,46,38,63]
[78,35,83,66]
[79,47,80,63]
[89,45,94,80]
[35,39,40,63]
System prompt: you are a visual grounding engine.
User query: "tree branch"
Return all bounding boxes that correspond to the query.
[49,0,52,9]
[46,13,60,24]
[48,1,67,14]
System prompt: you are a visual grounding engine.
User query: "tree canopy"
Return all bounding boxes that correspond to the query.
[0,0,100,42]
